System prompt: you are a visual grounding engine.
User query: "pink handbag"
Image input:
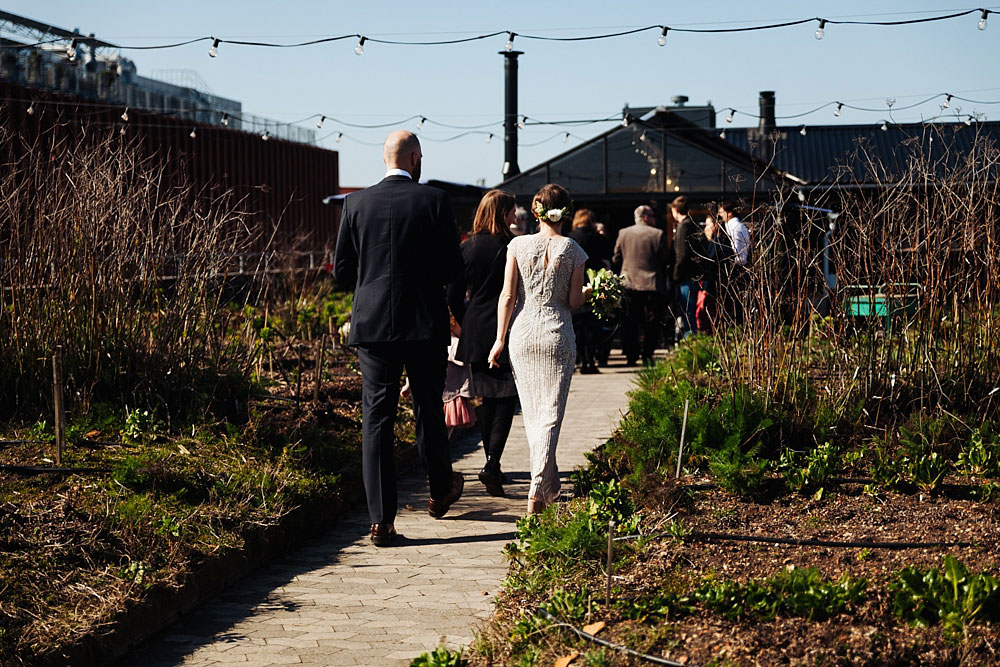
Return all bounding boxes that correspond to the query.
[444,396,476,428]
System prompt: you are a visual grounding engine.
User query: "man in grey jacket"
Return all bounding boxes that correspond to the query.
[613,205,671,365]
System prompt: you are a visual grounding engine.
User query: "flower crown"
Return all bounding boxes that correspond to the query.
[534,200,571,223]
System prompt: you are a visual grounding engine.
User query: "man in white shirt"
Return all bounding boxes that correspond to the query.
[718,200,749,267]
[718,200,750,324]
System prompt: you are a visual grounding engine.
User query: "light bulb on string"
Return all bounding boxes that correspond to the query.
[518,115,526,130]
[562,132,569,143]
[26,102,34,116]
[621,116,629,127]
[261,130,270,141]
[316,115,325,129]
[719,129,726,139]
[121,107,129,122]
[979,9,988,30]
[881,121,888,132]
[355,36,366,56]
[726,109,735,123]
[815,19,826,40]
[658,26,668,47]
[799,125,807,136]
[189,128,197,139]
[966,115,974,126]
[505,32,516,51]
[673,185,680,192]
[639,131,647,142]
[209,38,220,58]
[834,102,842,117]
[221,113,229,126]
[417,116,426,130]
[486,133,493,144]
[943,94,952,109]
[66,39,78,61]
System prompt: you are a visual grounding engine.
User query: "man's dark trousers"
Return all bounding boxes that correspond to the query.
[622,289,665,364]
[357,341,452,526]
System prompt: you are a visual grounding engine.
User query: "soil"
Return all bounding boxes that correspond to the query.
[0,346,382,665]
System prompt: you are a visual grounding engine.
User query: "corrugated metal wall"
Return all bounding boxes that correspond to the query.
[0,81,339,258]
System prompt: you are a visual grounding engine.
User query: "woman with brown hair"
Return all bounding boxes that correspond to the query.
[488,184,589,514]
[447,189,519,497]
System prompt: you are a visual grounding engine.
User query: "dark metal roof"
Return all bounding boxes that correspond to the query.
[721,121,1000,186]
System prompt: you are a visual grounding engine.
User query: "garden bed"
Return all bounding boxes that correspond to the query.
[0,343,409,666]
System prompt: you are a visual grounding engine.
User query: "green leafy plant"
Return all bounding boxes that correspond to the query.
[779,442,839,499]
[905,452,949,494]
[617,592,694,623]
[410,646,467,667]
[694,566,867,622]
[709,441,770,497]
[122,408,161,444]
[890,554,1000,638]
[587,478,639,534]
[957,428,1000,478]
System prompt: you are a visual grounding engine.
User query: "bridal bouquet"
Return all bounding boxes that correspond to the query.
[586,268,625,321]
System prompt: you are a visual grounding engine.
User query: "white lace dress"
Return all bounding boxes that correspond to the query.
[507,234,588,504]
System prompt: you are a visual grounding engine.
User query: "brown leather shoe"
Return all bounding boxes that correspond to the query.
[427,471,464,519]
[370,523,396,547]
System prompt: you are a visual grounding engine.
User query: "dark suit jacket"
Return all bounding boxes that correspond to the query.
[673,216,709,283]
[569,227,612,273]
[334,175,462,346]
[447,232,510,366]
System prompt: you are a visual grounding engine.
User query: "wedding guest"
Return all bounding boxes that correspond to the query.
[718,199,750,324]
[614,205,670,365]
[447,189,519,497]
[696,210,733,333]
[334,130,464,547]
[569,209,612,374]
[672,196,704,339]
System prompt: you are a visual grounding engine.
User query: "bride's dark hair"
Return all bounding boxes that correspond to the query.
[531,184,572,223]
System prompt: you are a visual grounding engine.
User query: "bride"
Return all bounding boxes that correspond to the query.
[488,184,589,514]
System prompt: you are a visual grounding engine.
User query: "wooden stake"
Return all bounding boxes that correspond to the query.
[676,399,690,478]
[605,519,615,607]
[313,334,326,402]
[52,346,65,466]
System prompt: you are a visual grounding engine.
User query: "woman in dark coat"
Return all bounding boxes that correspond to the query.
[447,189,518,496]
[568,209,612,373]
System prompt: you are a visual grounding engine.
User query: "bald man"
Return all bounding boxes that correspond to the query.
[334,131,464,546]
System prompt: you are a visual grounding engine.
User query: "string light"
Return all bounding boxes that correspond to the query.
[221,113,229,126]
[639,131,647,142]
[719,129,726,139]
[505,32,516,51]
[316,115,325,129]
[881,120,888,131]
[26,102,34,115]
[943,94,952,109]
[726,109,735,123]
[799,125,807,136]
[355,36,366,56]
[417,116,426,130]
[562,132,569,142]
[336,132,343,142]
[121,107,129,122]
[815,19,826,40]
[834,102,842,117]
[261,130,270,141]
[518,115,526,130]
[486,133,493,143]
[966,115,974,125]
[209,37,219,58]
[658,26,668,47]
[621,115,629,127]
[189,128,197,139]
[66,39,78,61]
[979,9,989,30]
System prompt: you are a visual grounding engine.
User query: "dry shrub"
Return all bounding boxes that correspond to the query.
[0,123,263,419]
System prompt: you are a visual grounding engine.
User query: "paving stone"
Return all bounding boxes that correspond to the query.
[121,357,634,666]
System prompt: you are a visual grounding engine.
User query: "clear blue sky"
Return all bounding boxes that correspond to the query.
[4,1,999,188]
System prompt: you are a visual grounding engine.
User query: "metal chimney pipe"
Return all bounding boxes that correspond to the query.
[758,90,776,134]
[500,50,523,179]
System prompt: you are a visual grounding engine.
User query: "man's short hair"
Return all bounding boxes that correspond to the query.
[633,205,653,225]
[671,196,689,215]
[719,199,738,216]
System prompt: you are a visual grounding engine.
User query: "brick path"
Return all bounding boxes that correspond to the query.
[123,357,635,667]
